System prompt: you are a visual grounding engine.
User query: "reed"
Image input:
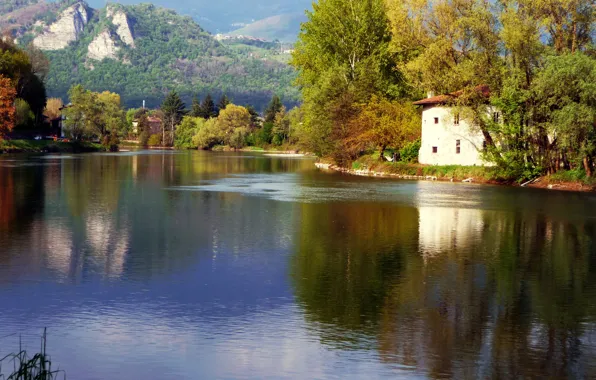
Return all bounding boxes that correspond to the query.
[0,329,65,380]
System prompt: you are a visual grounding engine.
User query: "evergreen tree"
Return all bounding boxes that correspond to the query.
[245,104,260,127]
[190,96,201,117]
[199,94,217,119]
[264,95,283,124]
[216,94,231,116]
[161,90,186,146]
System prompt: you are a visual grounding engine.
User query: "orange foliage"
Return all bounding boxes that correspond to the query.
[0,75,16,140]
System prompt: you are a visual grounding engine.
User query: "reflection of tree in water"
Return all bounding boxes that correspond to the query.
[293,202,596,378]
[380,209,596,378]
[291,202,418,346]
[0,163,45,261]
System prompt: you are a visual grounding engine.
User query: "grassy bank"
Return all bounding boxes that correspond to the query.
[342,154,502,183]
[0,140,105,154]
[319,154,596,192]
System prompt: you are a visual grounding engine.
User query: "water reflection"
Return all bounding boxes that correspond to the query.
[291,195,596,378]
[1,151,596,379]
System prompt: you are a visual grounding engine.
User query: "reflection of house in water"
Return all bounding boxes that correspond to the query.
[418,207,485,259]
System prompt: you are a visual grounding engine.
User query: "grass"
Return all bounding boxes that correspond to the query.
[0,139,105,153]
[0,329,64,380]
[351,154,502,182]
[548,168,596,185]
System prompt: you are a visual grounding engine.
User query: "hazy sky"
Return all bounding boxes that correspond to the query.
[86,0,312,32]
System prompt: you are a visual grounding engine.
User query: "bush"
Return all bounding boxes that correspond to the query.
[148,134,162,147]
[399,139,421,163]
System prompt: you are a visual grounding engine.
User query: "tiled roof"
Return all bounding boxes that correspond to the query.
[413,85,490,106]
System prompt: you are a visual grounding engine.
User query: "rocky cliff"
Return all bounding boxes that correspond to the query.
[107,6,135,47]
[87,30,119,61]
[32,2,89,50]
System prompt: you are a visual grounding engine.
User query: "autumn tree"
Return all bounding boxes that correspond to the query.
[44,97,63,120]
[0,75,16,139]
[347,96,420,161]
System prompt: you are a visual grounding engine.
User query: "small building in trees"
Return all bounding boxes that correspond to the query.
[414,86,496,166]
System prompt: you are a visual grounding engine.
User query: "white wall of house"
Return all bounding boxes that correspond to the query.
[418,105,489,166]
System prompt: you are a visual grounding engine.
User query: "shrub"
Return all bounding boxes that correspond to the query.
[399,139,421,163]
[148,134,162,146]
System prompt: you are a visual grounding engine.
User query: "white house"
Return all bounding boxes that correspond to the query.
[414,87,496,166]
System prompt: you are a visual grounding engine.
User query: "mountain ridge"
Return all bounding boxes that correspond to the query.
[3,1,300,110]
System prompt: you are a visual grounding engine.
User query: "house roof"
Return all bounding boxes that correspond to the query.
[413,85,490,106]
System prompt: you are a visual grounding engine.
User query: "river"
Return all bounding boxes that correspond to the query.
[1,150,596,379]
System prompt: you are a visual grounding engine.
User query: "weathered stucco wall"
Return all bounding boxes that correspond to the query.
[418,105,489,166]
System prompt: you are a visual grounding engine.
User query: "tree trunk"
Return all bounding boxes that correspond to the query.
[583,156,592,177]
[379,145,386,162]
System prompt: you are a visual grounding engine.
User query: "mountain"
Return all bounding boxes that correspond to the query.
[4,1,300,110]
[229,13,306,42]
[85,0,312,35]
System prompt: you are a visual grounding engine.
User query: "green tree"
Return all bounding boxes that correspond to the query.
[190,96,201,117]
[161,90,186,146]
[175,116,206,149]
[291,0,404,157]
[264,95,283,124]
[216,94,230,116]
[199,94,217,119]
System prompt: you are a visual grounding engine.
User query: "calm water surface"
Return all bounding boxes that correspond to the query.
[1,150,596,379]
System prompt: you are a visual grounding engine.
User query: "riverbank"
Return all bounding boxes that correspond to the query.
[316,155,596,192]
[0,140,106,154]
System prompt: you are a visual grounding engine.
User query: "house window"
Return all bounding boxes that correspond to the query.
[454,114,460,125]
[432,146,438,153]
[456,140,461,154]
[434,117,439,124]
[493,112,500,123]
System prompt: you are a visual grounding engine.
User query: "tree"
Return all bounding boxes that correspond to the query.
[190,96,201,117]
[245,104,260,127]
[161,90,186,146]
[0,75,16,139]
[216,104,251,145]
[216,94,230,116]
[264,95,283,124]
[199,94,217,119]
[14,98,34,129]
[532,53,596,176]
[272,106,289,145]
[97,91,126,138]
[291,0,404,157]
[44,97,63,121]
[348,96,420,160]
[175,116,206,149]
[192,118,220,149]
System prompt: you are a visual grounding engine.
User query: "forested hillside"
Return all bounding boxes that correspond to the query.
[6,1,299,110]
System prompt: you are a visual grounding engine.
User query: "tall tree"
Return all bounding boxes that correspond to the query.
[216,94,230,116]
[190,96,201,117]
[161,90,186,146]
[264,95,283,124]
[0,75,16,139]
[199,94,217,119]
[291,0,404,156]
